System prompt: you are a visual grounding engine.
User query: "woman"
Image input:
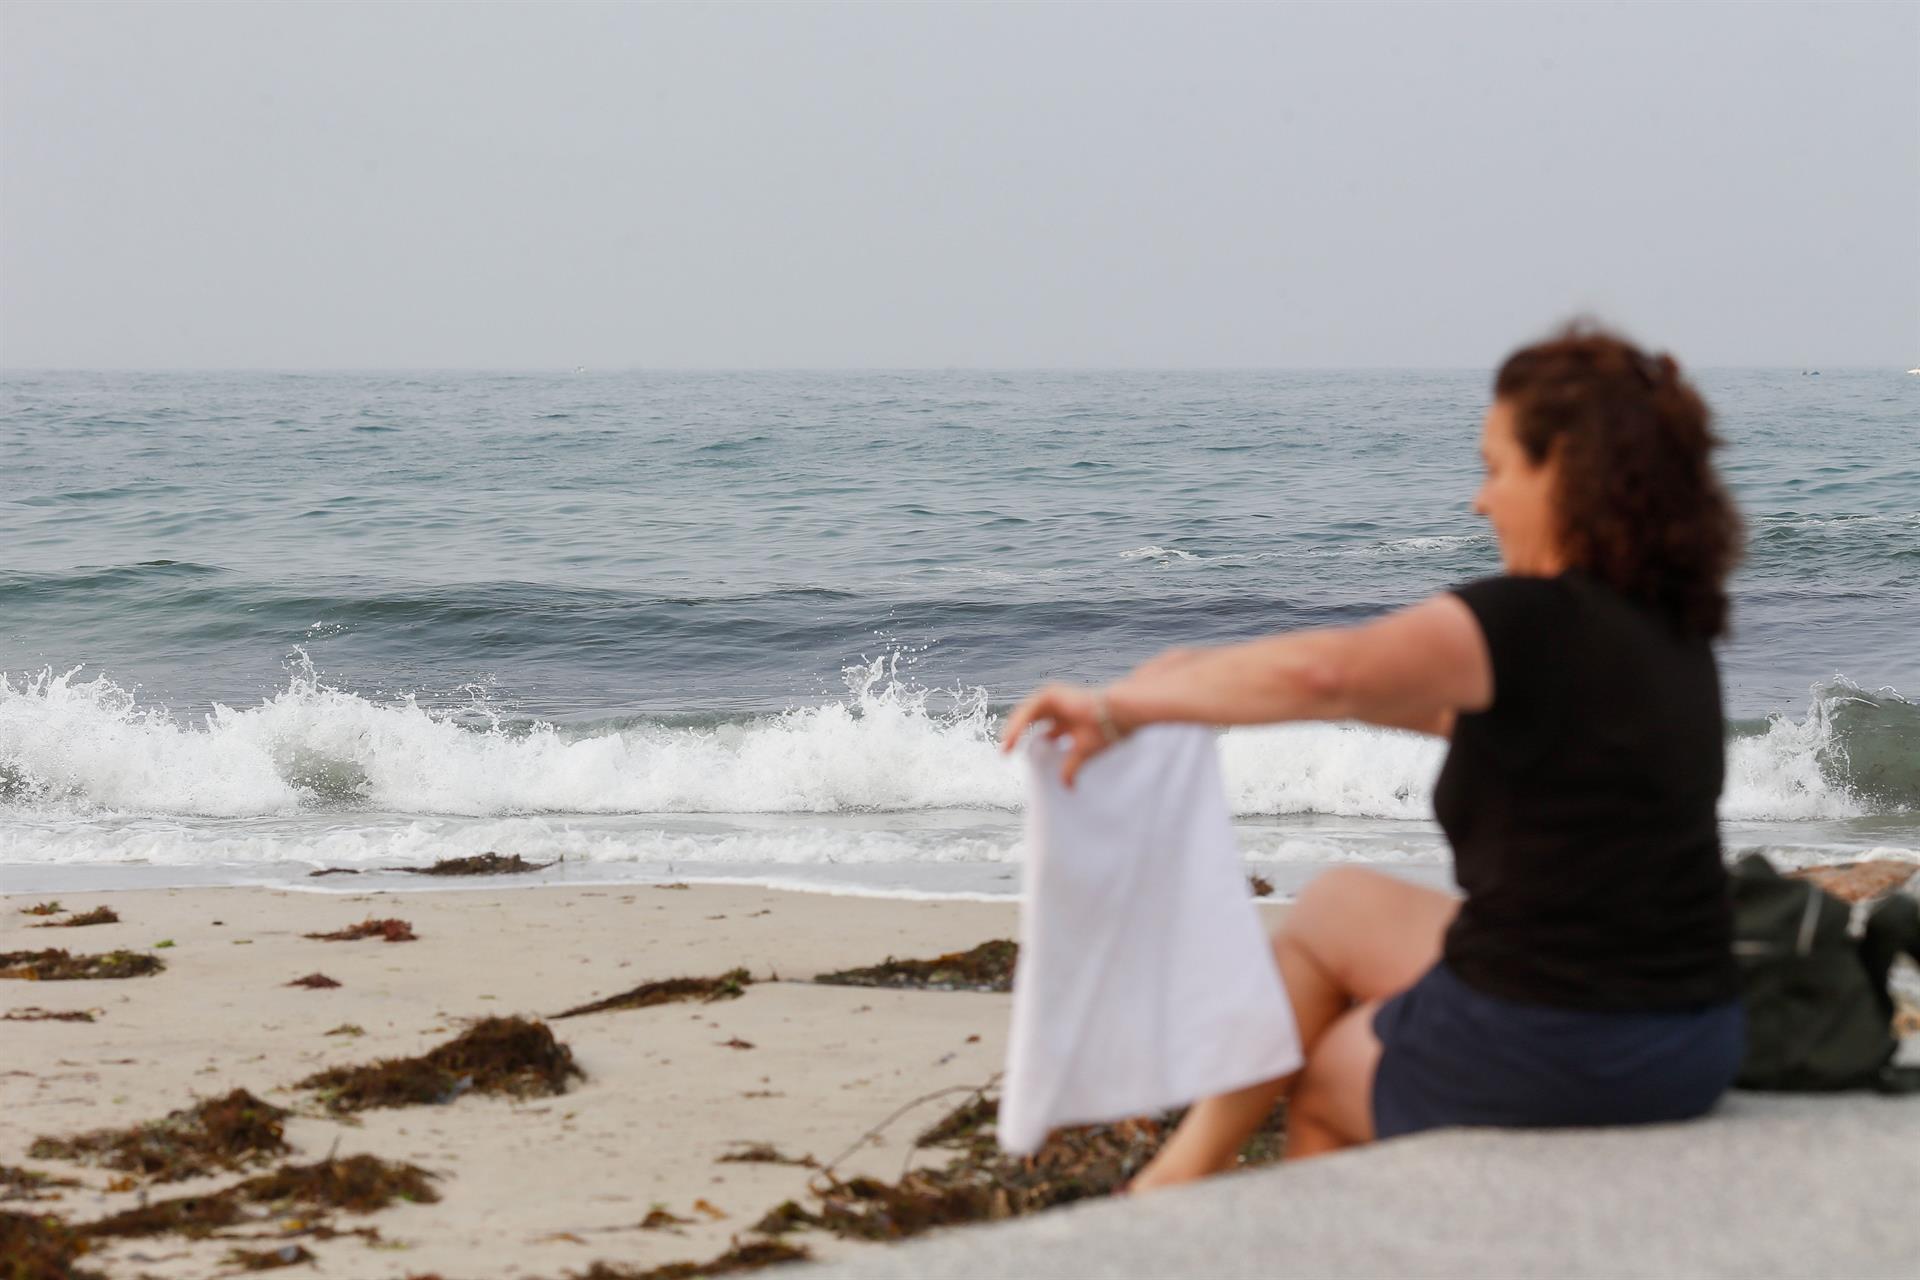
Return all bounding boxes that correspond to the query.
[1001,324,1747,1186]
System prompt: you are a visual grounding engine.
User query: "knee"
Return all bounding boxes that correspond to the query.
[1290,867,1392,939]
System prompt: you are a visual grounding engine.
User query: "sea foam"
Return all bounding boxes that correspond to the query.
[0,660,1902,824]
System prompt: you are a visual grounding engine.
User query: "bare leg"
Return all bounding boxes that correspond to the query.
[1284,999,1384,1159]
[1128,868,1455,1191]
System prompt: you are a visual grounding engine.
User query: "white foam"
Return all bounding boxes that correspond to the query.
[1723,701,1865,821]
[0,660,1885,827]
[1360,534,1490,555]
[1220,723,1446,819]
[1752,512,1920,532]
[1119,545,1198,561]
[0,814,1021,870]
[0,656,1015,819]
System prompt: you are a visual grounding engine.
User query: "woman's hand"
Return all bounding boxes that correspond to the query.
[999,683,1128,788]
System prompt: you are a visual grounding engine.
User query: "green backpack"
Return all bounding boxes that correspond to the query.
[1730,853,1920,1093]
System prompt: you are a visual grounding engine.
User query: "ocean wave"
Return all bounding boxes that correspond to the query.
[1115,535,1494,567]
[1,659,1909,824]
[1356,534,1491,556]
[1751,512,1920,533]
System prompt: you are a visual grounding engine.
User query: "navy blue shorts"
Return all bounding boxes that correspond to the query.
[1370,961,1745,1141]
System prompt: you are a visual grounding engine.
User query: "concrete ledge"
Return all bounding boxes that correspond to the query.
[804,1093,1920,1279]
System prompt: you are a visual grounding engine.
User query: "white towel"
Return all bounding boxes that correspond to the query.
[999,724,1302,1155]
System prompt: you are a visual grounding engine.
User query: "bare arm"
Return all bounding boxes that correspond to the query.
[1001,593,1491,784]
[1107,594,1490,736]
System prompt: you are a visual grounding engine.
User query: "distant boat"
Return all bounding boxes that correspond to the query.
[1801,370,1820,376]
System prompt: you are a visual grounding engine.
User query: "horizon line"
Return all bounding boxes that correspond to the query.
[1,363,1895,376]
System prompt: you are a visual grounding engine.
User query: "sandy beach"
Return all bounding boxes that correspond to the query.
[4,881,1156,1278]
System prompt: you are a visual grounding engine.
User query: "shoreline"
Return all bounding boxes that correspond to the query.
[0,865,1033,905]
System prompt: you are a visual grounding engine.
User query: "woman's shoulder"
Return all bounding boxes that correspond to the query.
[1452,569,1658,625]
[1446,572,1578,634]
[1451,569,1713,684]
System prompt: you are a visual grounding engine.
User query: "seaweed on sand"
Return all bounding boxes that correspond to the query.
[717,1144,816,1169]
[400,853,552,877]
[18,901,63,916]
[759,1089,1286,1244]
[288,973,342,989]
[303,918,416,943]
[814,941,1018,994]
[82,1154,439,1239]
[911,1093,998,1150]
[30,1090,291,1183]
[2,1165,81,1203]
[33,906,119,928]
[0,1209,105,1279]
[552,969,751,1019]
[4,1007,96,1022]
[1248,874,1275,898]
[238,1156,438,1214]
[81,1187,248,1239]
[225,1243,318,1271]
[298,1016,583,1112]
[0,949,163,981]
[560,1241,813,1280]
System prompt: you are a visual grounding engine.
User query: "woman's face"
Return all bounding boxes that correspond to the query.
[1473,399,1564,576]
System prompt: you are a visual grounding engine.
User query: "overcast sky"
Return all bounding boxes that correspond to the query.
[2,2,1914,369]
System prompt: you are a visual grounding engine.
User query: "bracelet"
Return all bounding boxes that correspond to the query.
[1093,691,1124,746]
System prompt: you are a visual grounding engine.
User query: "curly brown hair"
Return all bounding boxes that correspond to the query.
[1494,322,1743,638]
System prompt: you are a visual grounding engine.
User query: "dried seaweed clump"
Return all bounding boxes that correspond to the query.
[717,1144,816,1169]
[2,1164,81,1203]
[30,1089,291,1183]
[404,852,552,876]
[0,1209,104,1279]
[34,906,120,928]
[83,1154,439,1239]
[4,1007,96,1023]
[553,968,751,1019]
[226,1243,318,1271]
[911,1093,998,1149]
[759,1090,1285,1244]
[814,941,1018,994]
[304,917,417,942]
[0,949,164,981]
[289,973,343,989]
[237,1156,439,1215]
[561,1241,812,1280]
[299,1015,583,1112]
[18,901,63,916]
[1248,874,1275,898]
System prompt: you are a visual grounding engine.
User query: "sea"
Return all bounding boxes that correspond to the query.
[2,368,1916,900]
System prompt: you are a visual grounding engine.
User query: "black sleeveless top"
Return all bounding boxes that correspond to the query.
[1435,571,1740,1011]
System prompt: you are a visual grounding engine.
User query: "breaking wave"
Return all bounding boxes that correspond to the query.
[0,660,1908,825]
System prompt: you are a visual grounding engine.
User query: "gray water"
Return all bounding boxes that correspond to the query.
[2,368,1915,896]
